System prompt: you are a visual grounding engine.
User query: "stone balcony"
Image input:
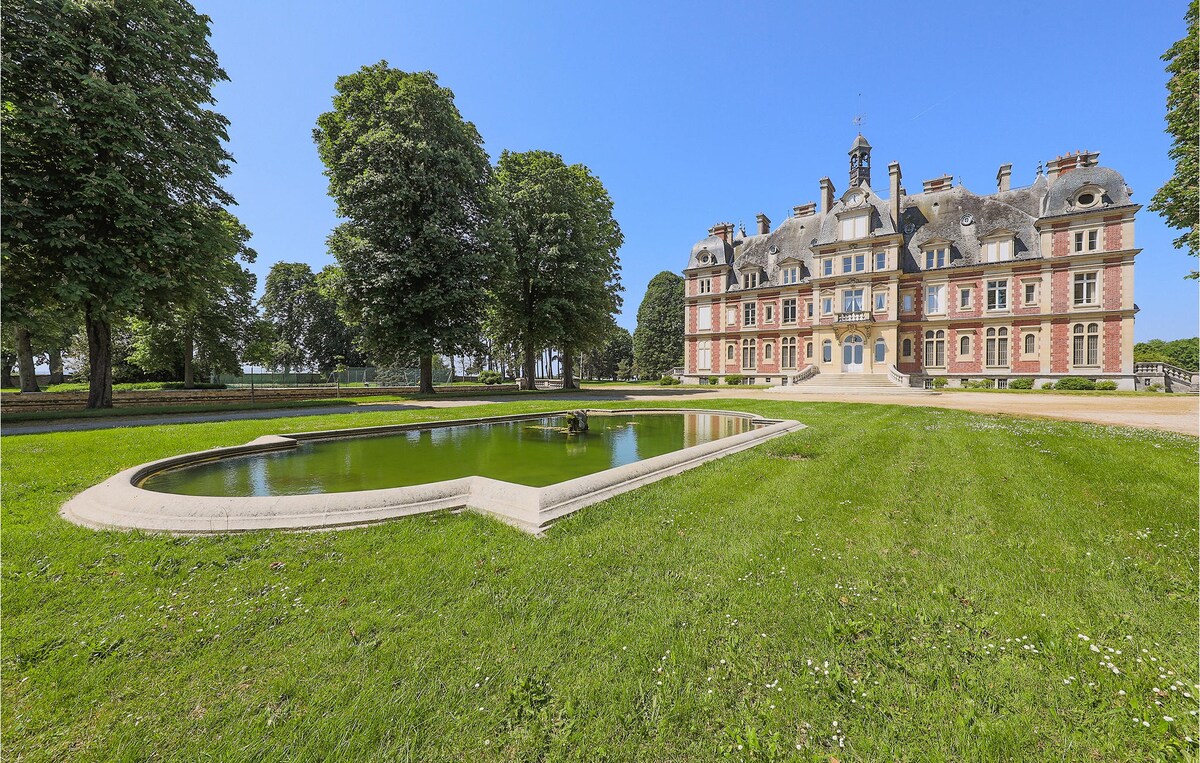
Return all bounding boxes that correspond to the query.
[835,311,873,324]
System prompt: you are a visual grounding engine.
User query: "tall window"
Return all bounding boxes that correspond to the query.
[806,341,813,359]
[726,307,737,326]
[874,292,886,311]
[1074,230,1099,252]
[781,267,799,285]
[697,304,711,331]
[902,293,914,312]
[1073,272,1098,305]
[805,301,813,319]
[842,255,852,274]
[743,303,756,326]
[697,278,712,294]
[822,259,833,276]
[764,304,774,323]
[959,334,970,356]
[697,340,711,370]
[902,338,912,357]
[986,327,1009,366]
[983,239,1012,263]
[925,284,945,314]
[764,342,774,361]
[924,330,946,367]
[874,337,886,363]
[1072,323,1100,365]
[822,340,832,363]
[854,254,866,272]
[925,247,948,269]
[821,297,833,314]
[781,337,797,368]
[726,343,735,361]
[1023,333,1035,356]
[875,251,887,270]
[986,279,1008,310]
[839,214,868,240]
[843,288,864,312]
[782,298,797,323]
[742,338,757,369]
[959,287,971,309]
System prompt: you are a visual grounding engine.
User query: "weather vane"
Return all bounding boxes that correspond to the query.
[854,93,865,133]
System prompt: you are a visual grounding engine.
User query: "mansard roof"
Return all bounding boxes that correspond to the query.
[685,235,734,270]
[1042,165,1133,217]
[899,185,1041,270]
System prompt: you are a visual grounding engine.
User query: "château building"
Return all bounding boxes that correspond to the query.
[681,135,1140,389]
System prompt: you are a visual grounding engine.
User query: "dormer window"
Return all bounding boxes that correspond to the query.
[780,266,799,284]
[982,239,1013,263]
[742,271,760,289]
[924,247,948,269]
[839,213,869,240]
[822,259,833,277]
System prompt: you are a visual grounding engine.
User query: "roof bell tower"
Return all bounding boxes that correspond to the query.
[849,133,871,188]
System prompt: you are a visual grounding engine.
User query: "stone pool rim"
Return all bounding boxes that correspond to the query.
[61,408,804,536]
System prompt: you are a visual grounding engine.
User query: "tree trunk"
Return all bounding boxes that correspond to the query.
[561,347,577,390]
[14,325,40,393]
[183,333,195,389]
[418,354,435,394]
[85,313,113,409]
[521,340,537,391]
[48,348,65,385]
[1,352,15,388]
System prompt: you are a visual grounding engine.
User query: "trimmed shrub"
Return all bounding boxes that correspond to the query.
[658,375,681,386]
[477,370,503,385]
[962,379,995,390]
[724,374,744,386]
[1094,380,1118,391]
[1055,377,1095,391]
[1148,383,1165,392]
[932,377,949,389]
[1041,381,1055,390]
[1009,377,1034,390]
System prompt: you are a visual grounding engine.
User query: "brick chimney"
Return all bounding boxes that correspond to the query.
[996,163,1012,193]
[755,213,771,235]
[888,161,903,227]
[1046,150,1100,181]
[708,222,734,244]
[792,202,817,218]
[819,177,835,213]
[922,174,953,193]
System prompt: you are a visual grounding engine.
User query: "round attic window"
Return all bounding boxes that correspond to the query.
[1076,192,1097,207]
[768,245,778,254]
[698,252,711,264]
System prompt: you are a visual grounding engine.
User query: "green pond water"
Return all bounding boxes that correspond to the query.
[141,413,756,497]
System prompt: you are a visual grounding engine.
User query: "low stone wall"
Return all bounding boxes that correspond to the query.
[0,383,520,414]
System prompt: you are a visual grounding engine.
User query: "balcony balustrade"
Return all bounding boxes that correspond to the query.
[835,311,873,324]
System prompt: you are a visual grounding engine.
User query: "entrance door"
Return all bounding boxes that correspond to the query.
[842,335,864,372]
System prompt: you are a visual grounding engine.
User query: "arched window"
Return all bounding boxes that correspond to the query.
[822,339,832,363]
[805,341,813,359]
[764,342,774,361]
[874,337,886,363]
[1073,323,1100,365]
[1024,333,1035,355]
[742,338,757,369]
[923,330,945,367]
[726,342,735,362]
[959,334,970,357]
[902,338,912,357]
[780,337,797,368]
[986,327,1009,366]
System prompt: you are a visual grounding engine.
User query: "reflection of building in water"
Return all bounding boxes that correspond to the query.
[683,413,748,447]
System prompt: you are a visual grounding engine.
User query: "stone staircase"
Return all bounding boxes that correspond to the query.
[769,372,928,394]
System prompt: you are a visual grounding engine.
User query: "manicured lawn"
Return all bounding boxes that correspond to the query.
[2,399,1196,761]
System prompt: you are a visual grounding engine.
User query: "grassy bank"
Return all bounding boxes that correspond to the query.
[2,399,1196,761]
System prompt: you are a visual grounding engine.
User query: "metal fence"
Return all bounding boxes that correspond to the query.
[212,367,456,389]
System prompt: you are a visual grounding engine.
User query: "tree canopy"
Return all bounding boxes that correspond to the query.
[1,0,238,406]
[1149,0,1199,278]
[314,63,494,393]
[487,150,623,389]
[633,271,685,378]
[1134,337,1199,371]
[583,322,634,381]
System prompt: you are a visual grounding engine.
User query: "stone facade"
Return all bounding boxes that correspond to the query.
[681,137,1140,389]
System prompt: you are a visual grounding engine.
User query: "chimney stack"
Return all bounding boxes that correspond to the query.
[922,174,953,194]
[708,222,734,244]
[888,161,903,227]
[996,163,1012,193]
[819,177,835,213]
[1046,150,1100,181]
[755,213,771,235]
[792,202,817,218]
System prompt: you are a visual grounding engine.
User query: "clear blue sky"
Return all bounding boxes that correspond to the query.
[199,0,1197,341]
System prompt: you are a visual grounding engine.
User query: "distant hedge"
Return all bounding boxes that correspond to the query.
[45,381,227,393]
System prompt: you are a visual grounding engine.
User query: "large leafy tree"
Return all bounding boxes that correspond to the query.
[128,211,258,386]
[1134,337,1199,371]
[1149,0,1199,278]
[315,64,494,393]
[259,262,365,373]
[2,0,237,407]
[488,150,623,390]
[633,271,685,378]
[583,322,634,381]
